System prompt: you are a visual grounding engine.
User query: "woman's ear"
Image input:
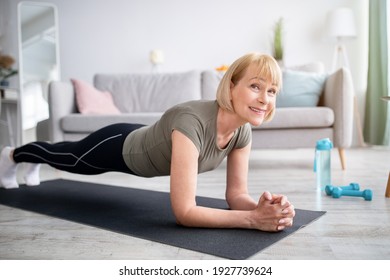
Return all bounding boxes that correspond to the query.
[229,81,234,102]
[229,81,235,100]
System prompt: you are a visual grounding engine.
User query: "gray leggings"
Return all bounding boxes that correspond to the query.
[13,123,145,175]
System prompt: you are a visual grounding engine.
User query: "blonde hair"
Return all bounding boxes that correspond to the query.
[216,53,282,122]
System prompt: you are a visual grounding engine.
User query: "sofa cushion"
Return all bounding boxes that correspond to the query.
[201,70,224,100]
[61,113,163,133]
[93,71,201,113]
[71,78,121,115]
[253,107,334,130]
[276,70,327,107]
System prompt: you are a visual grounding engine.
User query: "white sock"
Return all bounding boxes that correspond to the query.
[24,163,41,186]
[0,146,19,189]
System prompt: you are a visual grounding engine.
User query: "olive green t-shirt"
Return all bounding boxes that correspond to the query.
[122,100,251,177]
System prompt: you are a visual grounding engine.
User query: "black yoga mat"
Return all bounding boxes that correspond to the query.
[0,179,326,259]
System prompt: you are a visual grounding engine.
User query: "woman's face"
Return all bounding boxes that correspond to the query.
[230,64,278,126]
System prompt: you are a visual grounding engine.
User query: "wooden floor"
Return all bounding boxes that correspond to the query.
[0,146,389,260]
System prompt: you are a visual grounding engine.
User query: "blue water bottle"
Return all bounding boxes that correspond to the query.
[314,138,333,190]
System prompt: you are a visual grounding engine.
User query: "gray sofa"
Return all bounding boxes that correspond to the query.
[42,65,354,169]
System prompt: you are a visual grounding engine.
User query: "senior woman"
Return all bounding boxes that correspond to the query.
[0,52,295,232]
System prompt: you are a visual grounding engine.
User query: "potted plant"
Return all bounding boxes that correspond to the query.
[0,54,18,87]
[272,18,284,65]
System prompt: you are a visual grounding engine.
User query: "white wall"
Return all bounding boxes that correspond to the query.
[1,0,368,145]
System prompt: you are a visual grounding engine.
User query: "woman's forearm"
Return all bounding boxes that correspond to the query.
[176,205,254,229]
[226,193,257,211]
[175,192,295,232]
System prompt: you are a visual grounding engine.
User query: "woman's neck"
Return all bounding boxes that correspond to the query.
[216,108,245,149]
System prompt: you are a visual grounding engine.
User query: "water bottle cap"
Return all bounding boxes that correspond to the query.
[316,138,333,150]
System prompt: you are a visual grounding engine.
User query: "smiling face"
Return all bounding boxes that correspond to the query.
[216,53,282,126]
[230,64,279,126]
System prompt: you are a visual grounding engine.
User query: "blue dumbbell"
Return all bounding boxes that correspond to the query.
[325,183,360,196]
[331,187,373,201]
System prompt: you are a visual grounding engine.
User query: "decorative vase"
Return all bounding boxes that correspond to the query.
[276,59,284,67]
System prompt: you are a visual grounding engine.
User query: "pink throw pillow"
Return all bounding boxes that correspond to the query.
[71,78,121,115]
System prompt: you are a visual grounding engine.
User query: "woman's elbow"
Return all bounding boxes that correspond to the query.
[173,207,194,227]
[174,215,191,227]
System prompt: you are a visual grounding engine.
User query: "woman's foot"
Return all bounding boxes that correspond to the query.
[24,163,41,186]
[0,146,19,189]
